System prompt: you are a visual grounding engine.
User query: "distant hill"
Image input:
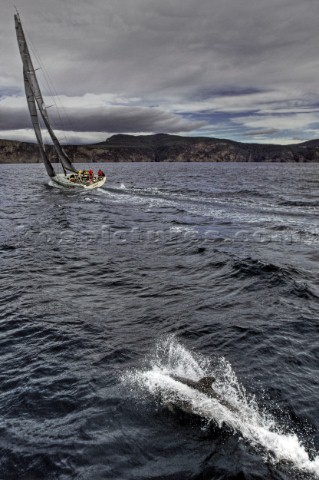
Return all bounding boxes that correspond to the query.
[1,133,319,164]
[298,139,319,148]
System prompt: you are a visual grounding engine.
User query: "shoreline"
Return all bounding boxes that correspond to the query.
[1,134,319,163]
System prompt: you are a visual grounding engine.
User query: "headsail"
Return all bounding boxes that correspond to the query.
[23,69,55,177]
[14,13,77,175]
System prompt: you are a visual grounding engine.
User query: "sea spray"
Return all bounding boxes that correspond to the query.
[123,336,319,479]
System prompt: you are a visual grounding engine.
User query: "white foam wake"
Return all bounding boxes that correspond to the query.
[124,337,319,479]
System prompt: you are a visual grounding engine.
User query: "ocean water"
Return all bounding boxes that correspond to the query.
[0,162,318,480]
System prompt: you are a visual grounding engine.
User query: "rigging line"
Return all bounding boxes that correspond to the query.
[24,31,66,134]
[31,69,69,146]
[25,52,67,146]
[26,32,80,148]
[23,28,79,146]
[24,31,70,146]
[22,21,75,143]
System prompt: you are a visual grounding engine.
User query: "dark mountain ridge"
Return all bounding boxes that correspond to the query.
[1,133,319,164]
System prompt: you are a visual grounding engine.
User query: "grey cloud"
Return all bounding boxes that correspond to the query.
[62,106,206,133]
[245,129,279,136]
[0,108,30,130]
[0,105,205,134]
[2,0,319,142]
[6,0,319,97]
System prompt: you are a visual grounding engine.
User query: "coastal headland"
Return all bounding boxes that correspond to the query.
[1,133,319,164]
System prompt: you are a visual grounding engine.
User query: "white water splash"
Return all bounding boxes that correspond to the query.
[124,337,319,479]
[48,179,61,189]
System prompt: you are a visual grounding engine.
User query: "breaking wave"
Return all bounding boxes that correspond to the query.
[124,337,319,479]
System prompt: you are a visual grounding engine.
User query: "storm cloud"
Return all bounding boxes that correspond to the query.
[1,0,319,144]
[0,103,205,134]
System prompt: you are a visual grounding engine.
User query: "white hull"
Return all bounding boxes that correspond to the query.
[52,173,106,190]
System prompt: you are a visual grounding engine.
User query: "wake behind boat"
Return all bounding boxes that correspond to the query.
[14,12,106,189]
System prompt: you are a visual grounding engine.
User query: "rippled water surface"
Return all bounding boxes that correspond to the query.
[0,162,319,480]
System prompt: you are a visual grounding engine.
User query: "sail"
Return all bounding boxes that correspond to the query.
[14,13,77,174]
[23,69,55,177]
[33,104,77,173]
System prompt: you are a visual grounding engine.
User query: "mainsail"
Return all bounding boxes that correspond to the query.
[14,13,77,175]
[23,69,55,177]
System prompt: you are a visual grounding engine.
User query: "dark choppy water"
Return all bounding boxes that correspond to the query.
[0,162,319,480]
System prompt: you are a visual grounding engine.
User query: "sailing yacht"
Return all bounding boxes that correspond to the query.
[14,13,106,189]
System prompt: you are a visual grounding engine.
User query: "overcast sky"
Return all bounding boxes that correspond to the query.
[1,0,319,145]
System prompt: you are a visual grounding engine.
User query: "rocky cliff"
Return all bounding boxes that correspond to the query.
[1,134,319,164]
